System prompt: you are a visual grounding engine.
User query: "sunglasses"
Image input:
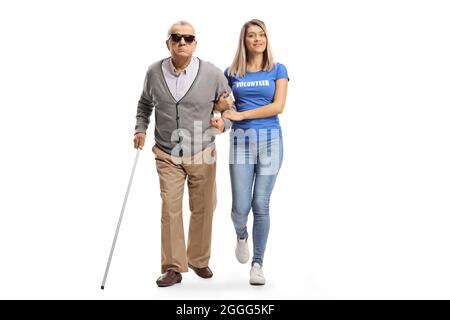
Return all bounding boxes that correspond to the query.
[169,34,196,43]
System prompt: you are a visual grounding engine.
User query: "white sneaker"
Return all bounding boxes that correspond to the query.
[235,238,249,263]
[250,263,265,285]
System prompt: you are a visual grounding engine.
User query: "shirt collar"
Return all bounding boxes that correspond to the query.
[168,57,198,76]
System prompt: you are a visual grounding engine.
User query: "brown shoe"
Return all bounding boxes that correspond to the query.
[188,263,213,279]
[156,270,182,287]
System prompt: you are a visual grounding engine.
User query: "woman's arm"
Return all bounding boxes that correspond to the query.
[223,78,288,121]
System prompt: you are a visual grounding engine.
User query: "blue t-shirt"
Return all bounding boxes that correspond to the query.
[225,63,289,140]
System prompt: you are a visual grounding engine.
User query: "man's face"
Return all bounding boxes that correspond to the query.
[166,24,197,59]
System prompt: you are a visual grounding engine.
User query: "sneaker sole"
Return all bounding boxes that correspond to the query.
[249,281,265,286]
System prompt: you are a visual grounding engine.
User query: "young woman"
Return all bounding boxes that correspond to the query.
[222,19,289,285]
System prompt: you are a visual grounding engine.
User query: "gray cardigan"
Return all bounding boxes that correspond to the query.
[135,58,231,156]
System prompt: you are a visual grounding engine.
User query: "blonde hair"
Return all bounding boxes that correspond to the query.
[228,19,275,77]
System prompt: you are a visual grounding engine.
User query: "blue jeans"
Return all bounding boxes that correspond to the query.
[229,133,283,266]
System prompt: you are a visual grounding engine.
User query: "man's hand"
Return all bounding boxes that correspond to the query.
[214,91,234,112]
[133,132,146,149]
[210,118,225,134]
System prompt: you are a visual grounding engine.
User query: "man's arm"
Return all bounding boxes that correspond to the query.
[134,71,154,149]
[213,72,235,132]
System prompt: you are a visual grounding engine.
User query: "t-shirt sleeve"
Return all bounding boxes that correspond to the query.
[224,67,233,88]
[276,63,289,81]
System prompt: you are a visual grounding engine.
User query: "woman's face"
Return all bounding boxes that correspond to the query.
[245,25,267,55]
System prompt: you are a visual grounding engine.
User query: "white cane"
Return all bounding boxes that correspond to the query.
[101,149,140,290]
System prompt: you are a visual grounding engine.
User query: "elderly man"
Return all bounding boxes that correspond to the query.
[133,21,233,287]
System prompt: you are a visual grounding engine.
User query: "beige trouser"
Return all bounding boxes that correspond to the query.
[152,144,217,273]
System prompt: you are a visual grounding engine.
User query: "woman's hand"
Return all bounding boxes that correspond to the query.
[223,109,245,121]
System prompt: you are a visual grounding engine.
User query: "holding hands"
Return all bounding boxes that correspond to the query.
[213,90,245,122]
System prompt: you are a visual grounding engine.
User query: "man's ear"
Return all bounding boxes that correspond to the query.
[166,40,170,51]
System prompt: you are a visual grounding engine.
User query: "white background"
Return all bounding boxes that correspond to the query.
[0,0,449,300]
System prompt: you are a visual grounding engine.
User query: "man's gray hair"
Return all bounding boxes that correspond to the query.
[167,21,196,38]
